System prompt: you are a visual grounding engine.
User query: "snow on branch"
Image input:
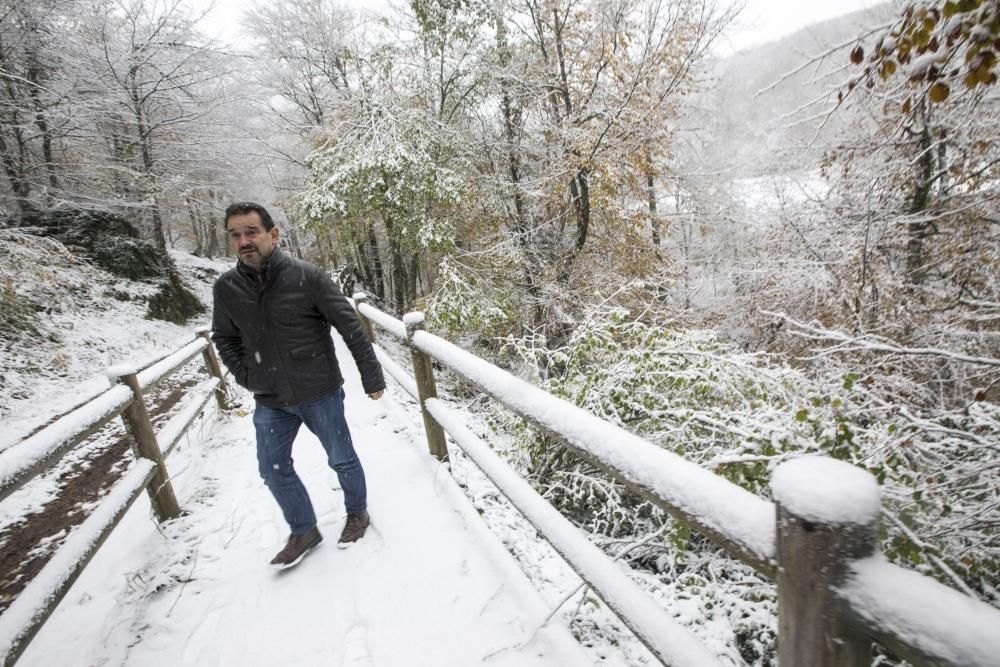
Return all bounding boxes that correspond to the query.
[754,21,895,99]
[762,311,1000,368]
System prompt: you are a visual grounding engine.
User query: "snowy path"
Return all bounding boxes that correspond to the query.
[17,334,592,666]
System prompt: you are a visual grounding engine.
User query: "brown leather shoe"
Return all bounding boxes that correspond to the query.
[338,511,370,548]
[270,527,322,568]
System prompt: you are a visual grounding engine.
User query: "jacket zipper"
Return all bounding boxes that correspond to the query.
[256,260,296,405]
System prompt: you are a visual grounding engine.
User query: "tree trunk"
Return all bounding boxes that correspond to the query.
[315,229,329,268]
[407,251,420,307]
[286,224,304,259]
[364,223,386,301]
[496,8,542,322]
[327,231,339,266]
[906,106,934,287]
[0,132,33,222]
[207,217,220,257]
[186,197,203,255]
[353,241,374,296]
[545,3,591,270]
[391,243,407,312]
[570,166,591,254]
[645,144,661,247]
[382,215,408,313]
[0,39,35,221]
[132,99,167,250]
[27,60,58,204]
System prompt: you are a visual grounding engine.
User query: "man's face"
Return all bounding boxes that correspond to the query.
[226,212,279,270]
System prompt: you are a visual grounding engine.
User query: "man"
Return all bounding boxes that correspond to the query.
[211,201,385,569]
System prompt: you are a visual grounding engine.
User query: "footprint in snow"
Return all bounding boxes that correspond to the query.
[342,624,375,667]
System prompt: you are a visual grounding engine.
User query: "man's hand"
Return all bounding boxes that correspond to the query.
[368,390,384,400]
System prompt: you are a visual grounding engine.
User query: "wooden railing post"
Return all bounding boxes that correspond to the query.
[195,326,229,410]
[353,292,376,343]
[403,312,449,461]
[771,456,878,667]
[106,364,182,522]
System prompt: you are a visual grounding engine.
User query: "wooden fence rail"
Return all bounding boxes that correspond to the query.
[353,296,1000,667]
[0,327,228,667]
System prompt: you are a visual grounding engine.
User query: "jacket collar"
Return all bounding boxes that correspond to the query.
[237,246,287,285]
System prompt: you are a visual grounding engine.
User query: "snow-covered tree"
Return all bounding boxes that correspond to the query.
[75,0,231,248]
[304,97,464,312]
[0,0,72,220]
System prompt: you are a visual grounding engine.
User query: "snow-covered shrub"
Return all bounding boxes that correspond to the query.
[0,277,41,339]
[481,299,997,662]
[0,229,89,343]
[424,256,516,342]
[500,303,858,499]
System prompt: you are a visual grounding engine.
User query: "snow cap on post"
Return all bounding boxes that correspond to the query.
[105,364,137,383]
[772,455,880,526]
[403,311,425,328]
[352,291,367,301]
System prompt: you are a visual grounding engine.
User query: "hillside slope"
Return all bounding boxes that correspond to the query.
[696,2,897,177]
[0,230,229,450]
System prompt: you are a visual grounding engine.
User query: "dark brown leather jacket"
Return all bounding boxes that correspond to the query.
[211,248,384,407]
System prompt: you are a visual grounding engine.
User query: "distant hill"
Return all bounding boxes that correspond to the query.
[689,2,898,178]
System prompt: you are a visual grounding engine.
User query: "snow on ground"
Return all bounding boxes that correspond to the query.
[15,331,602,667]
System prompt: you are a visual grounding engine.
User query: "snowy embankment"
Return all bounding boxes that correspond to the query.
[15,331,598,666]
[0,250,222,453]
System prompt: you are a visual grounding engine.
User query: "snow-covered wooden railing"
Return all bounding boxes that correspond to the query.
[353,297,1000,667]
[0,327,229,667]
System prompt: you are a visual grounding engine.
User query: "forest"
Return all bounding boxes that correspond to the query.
[1,0,998,663]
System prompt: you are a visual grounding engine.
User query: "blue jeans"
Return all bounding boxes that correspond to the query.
[253,388,367,535]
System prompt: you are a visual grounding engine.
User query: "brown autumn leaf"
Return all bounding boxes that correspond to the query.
[929,81,950,102]
[850,45,864,64]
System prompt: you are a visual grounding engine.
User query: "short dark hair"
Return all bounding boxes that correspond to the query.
[224,202,275,231]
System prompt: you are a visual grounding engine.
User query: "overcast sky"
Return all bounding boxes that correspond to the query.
[722,0,887,53]
[200,0,890,55]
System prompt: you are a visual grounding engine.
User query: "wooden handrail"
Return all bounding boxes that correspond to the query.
[5,310,999,667]
[0,337,218,501]
[0,332,201,452]
[410,327,776,573]
[0,460,157,667]
[353,302,1000,667]
[0,330,232,666]
[0,386,133,502]
[840,556,1000,666]
[425,397,722,667]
